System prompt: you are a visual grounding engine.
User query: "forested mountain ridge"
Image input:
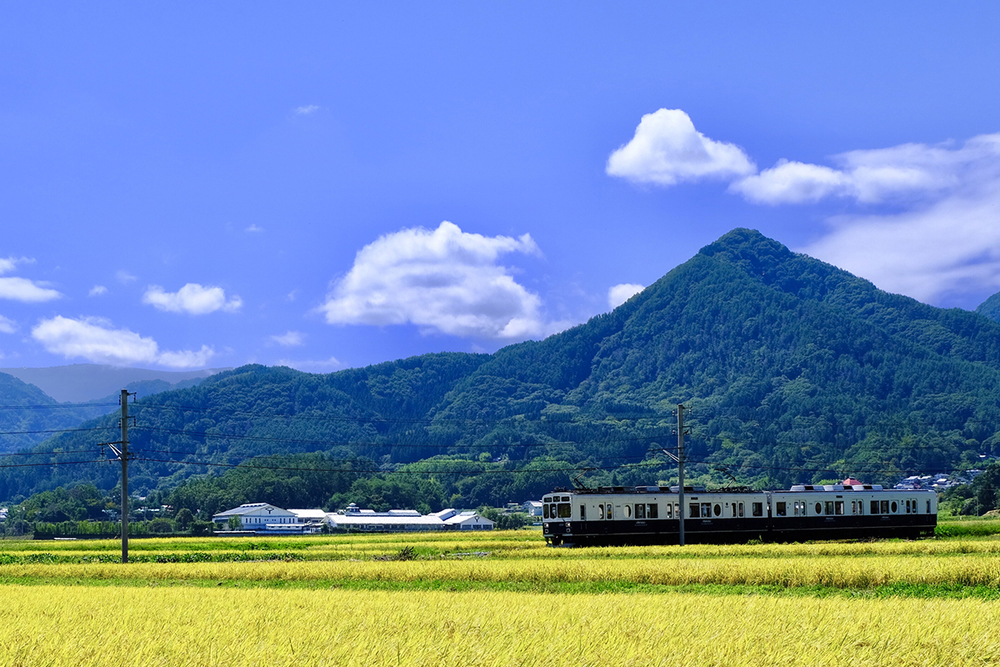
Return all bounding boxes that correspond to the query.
[0,373,119,454]
[7,228,1000,514]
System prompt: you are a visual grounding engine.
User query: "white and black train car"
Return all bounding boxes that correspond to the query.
[542,483,937,546]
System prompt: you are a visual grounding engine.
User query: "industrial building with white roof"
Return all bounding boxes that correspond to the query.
[212,502,494,534]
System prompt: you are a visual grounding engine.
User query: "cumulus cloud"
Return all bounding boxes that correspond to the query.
[88,285,108,297]
[143,283,243,315]
[245,224,264,233]
[607,109,756,186]
[732,136,994,205]
[0,315,16,334]
[0,258,60,302]
[320,221,566,339]
[270,330,305,347]
[608,283,645,309]
[32,316,214,368]
[0,276,61,303]
[295,105,320,115]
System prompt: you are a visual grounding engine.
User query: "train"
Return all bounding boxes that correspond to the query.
[541,482,937,546]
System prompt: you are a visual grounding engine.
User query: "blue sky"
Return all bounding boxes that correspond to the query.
[2,3,999,373]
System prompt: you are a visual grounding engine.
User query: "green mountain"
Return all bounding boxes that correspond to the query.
[7,229,1000,513]
[0,373,116,455]
[976,291,1000,324]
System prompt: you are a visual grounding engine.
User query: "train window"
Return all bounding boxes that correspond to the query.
[927,500,931,513]
[543,497,551,503]
[607,505,614,520]
[752,502,763,517]
[701,503,711,518]
[738,502,745,518]
[881,500,889,514]
[666,503,672,519]
[871,500,879,514]
[543,504,550,519]
[835,501,844,515]
[816,502,823,515]
[561,496,570,502]
[558,504,572,518]
[904,500,910,514]
[635,504,645,519]
[690,504,700,518]
[580,505,586,520]
[624,505,632,519]
[714,504,722,517]
[824,501,833,515]
[675,503,680,519]
[647,503,658,519]
[776,502,786,517]
[891,501,898,513]
[598,504,604,520]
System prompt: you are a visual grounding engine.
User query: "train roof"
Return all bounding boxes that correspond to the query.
[547,482,927,496]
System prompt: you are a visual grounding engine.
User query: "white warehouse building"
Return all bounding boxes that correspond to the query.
[212,502,493,534]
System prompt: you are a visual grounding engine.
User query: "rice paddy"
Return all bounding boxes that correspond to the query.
[2,523,1000,665]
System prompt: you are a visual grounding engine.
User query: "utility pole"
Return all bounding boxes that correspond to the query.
[120,389,130,563]
[106,391,135,563]
[676,404,686,547]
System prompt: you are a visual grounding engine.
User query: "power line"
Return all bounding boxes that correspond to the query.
[133,456,666,475]
[130,426,670,450]
[0,426,115,436]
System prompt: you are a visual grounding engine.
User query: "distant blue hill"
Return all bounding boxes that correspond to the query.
[0,364,228,403]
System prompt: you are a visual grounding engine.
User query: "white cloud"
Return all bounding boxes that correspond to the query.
[0,315,16,334]
[0,257,61,302]
[245,224,264,233]
[0,257,32,275]
[116,270,137,284]
[320,221,566,339]
[142,283,243,315]
[31,315,214,368]
[270,330,305,347]
[88,285,108,297]
[732,136,995,205]
[802,184,1000,304]
[275,356,342,373]
[608,283,645,309]
[607,109,755,186]
[295,105,320,115]
[730,160,849,204]
[0,276,62,303]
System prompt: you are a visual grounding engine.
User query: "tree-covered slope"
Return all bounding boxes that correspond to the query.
[976,290,1000,324]
[8,229,1000,509]
[0,373,120,455]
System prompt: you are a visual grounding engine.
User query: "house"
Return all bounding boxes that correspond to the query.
[212,503,298,531]
[442,510,494,531]
[522,501,543,517]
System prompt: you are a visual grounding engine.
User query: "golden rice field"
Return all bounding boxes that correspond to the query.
[3,526,1000,665]
[1,585,1000,666]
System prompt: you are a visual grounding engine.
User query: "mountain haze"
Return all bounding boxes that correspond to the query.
[7,229,1000,509]
[0,365,226,403]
